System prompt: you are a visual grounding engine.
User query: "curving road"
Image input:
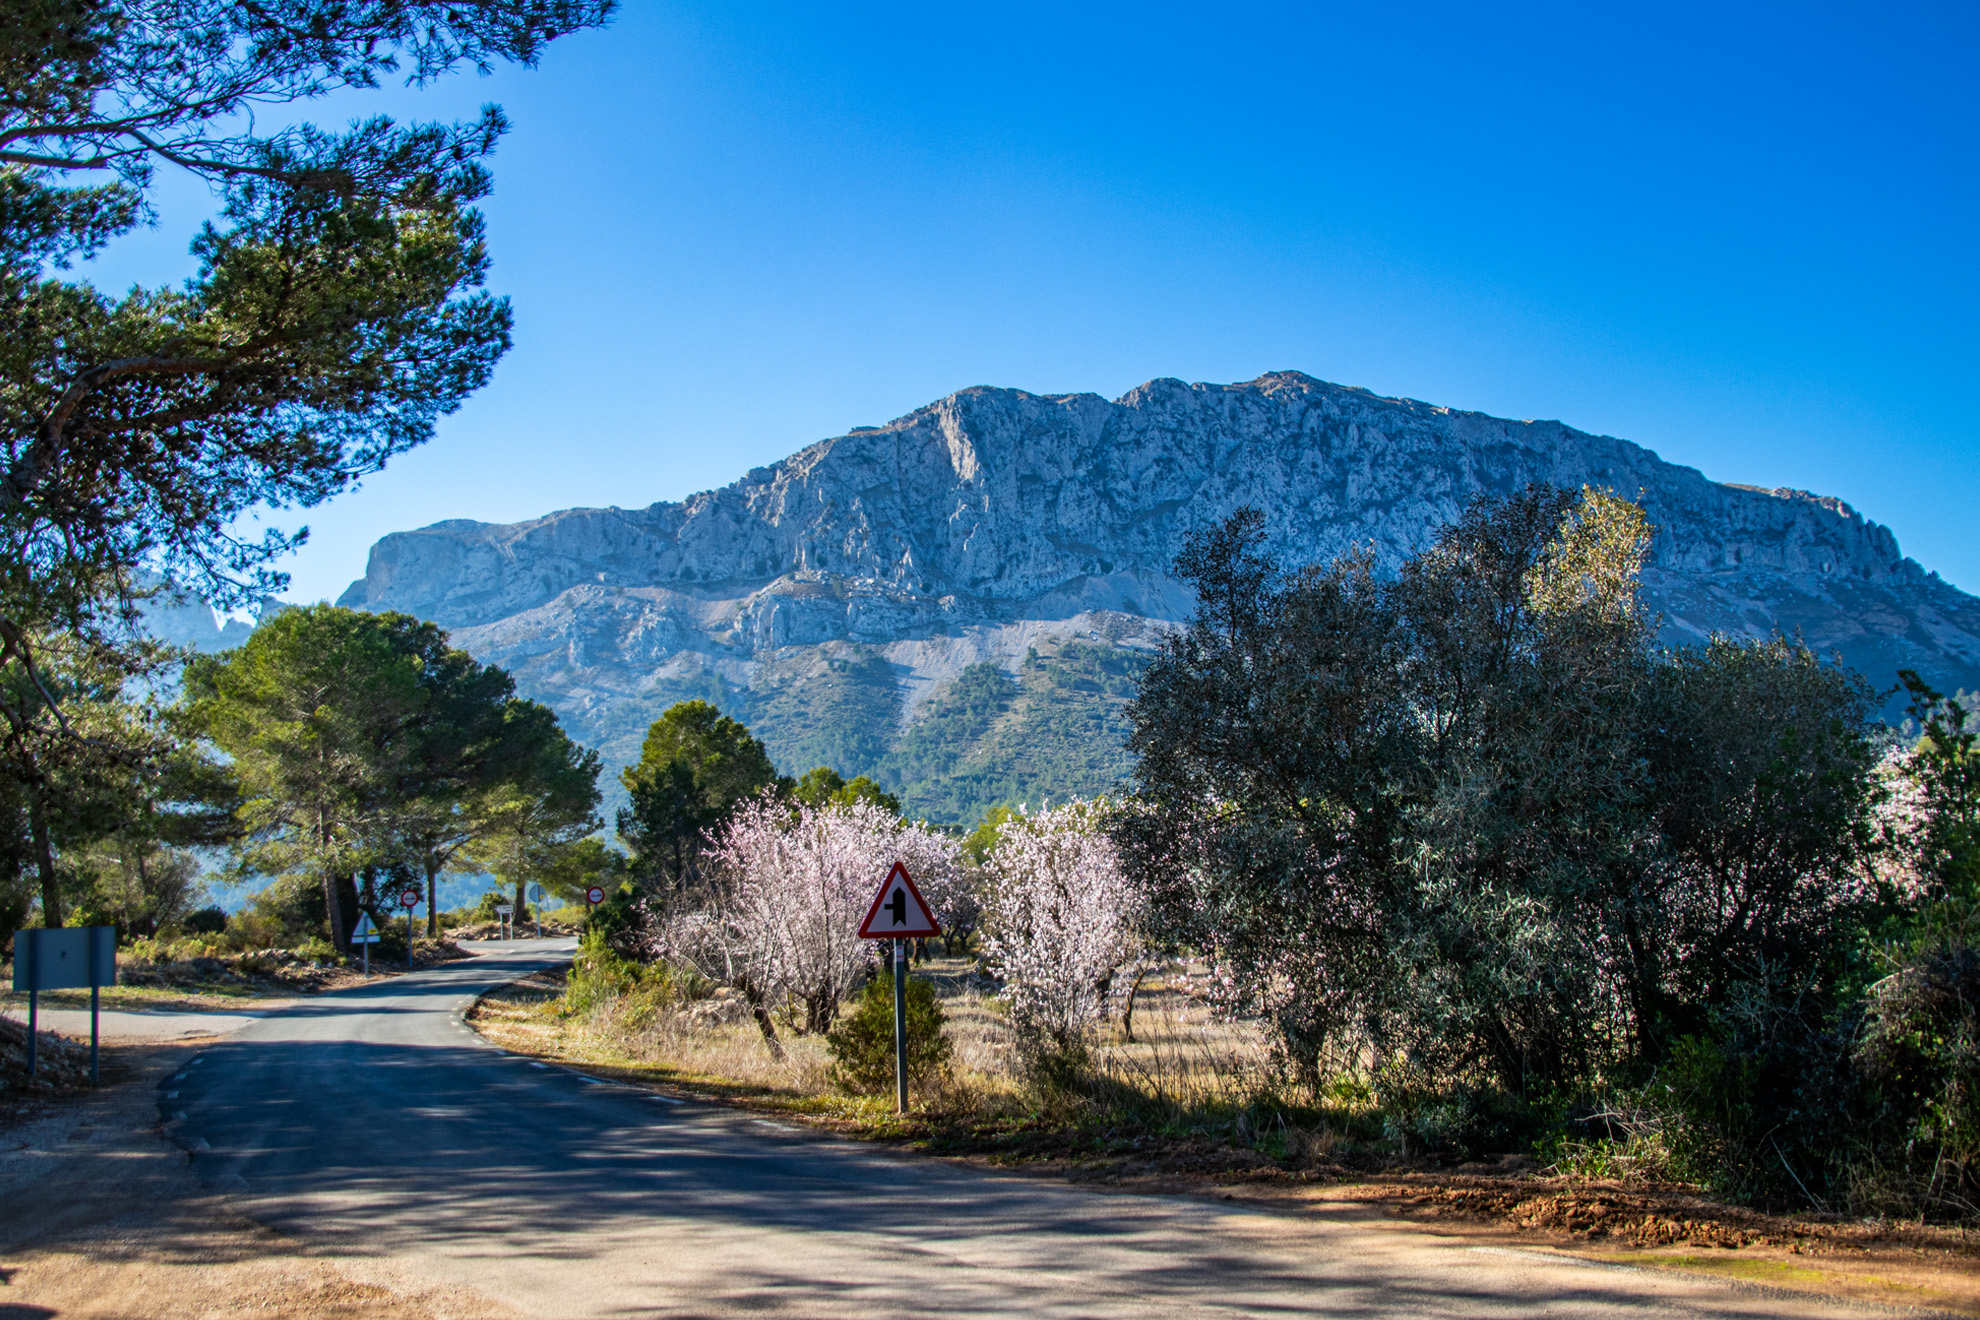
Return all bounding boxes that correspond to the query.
[162,942,1881,1319]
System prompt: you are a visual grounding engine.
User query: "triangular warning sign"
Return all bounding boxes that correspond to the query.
[351,913,374,937]
[857,861,942,939]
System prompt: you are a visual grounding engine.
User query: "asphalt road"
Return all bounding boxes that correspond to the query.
[2,1004,267,1040]
[162,941,1885,1319]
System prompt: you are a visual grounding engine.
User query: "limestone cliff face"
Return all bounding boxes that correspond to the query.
[339,372,1980,819]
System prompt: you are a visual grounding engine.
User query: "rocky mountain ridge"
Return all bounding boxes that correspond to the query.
[340,372,1980,823]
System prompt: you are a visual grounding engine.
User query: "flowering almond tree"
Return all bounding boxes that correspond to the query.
[681,797,959,1041]
[981,801,1143,1053]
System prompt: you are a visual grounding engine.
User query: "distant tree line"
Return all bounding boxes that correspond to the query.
[185,605,604,949]
[0,604,611,955]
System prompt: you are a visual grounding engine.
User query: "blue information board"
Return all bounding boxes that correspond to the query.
[12,926,116,991]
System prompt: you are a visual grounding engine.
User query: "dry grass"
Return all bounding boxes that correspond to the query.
[473,970,845,1111]
[470,956,1279,1143]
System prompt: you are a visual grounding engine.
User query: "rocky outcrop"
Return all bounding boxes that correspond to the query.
[340,372,1980,820]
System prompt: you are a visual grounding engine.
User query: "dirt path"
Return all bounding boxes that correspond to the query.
[0,1041,516,1320]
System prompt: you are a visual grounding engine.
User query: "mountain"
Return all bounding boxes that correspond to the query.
[138,583,266,653]
[339,372,1980,825]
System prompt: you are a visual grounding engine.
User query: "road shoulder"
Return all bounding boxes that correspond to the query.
[468,967,1980,1319]
[0,1038,520,1320]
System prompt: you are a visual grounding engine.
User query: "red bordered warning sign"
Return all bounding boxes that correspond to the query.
[857,861,942,939]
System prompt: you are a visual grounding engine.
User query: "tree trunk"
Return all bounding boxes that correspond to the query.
[751,1002,786,1059]
[322,868,347,952]
[132,846,151,940]
[425,862,439,939]
[1121,966,1151,1043]
[514,877,527,927]
[738,981,785,1058]
[335,873,361,946]
[317,808,346,951]
[27,787,61,928]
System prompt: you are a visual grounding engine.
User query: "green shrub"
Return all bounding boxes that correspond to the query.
[826,973,952,1095]
[582,884,644,959]
[563,930,641,1017]
[365,916,410,962]
[1850,917,1980,1216]
[182,906,228,935]
[123,935,165,963]
[1657,984,1857,1208]
[226,876,325,950]
[295,936,339,964]
[468,890,530,923]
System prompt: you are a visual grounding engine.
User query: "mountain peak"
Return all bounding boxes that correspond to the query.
[338,373,1978,821]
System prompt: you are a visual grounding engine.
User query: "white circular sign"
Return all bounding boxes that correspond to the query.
[400,889,420,909]
[586,886,606,906]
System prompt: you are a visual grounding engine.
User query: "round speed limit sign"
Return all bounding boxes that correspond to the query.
[585,886,606,907]
[400,889,420,909]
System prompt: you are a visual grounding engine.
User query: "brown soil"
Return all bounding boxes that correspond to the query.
[0,1039,518,1319]
[1233,1177,1980,1317]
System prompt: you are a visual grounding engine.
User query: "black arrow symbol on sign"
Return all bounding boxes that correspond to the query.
[887,889,907,925]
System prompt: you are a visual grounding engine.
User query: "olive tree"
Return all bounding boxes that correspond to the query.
[1120,485,1882,1099]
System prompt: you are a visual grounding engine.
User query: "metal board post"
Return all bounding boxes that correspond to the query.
[12,927,116,1084]
[87,928,102,1084]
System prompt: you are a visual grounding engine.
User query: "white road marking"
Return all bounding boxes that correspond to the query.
[649,1096,685,1105]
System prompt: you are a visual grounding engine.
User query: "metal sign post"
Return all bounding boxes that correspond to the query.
[88,932,102,1084]
[351,913,380,975]
[12,928,116,1083]
[495,903,513,940]
[529,884,543,938]
[856,862,942,1114]
[892,938,909,1113]
[401,888,420,967]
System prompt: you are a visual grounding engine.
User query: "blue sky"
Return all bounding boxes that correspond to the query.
[93,1,1979,600]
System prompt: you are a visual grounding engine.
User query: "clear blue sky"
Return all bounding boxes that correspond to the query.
[91,0,1980,601]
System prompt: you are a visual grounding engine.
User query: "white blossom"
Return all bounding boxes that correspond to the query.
[980,800,1143,1051]
[669,797,960,1035]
